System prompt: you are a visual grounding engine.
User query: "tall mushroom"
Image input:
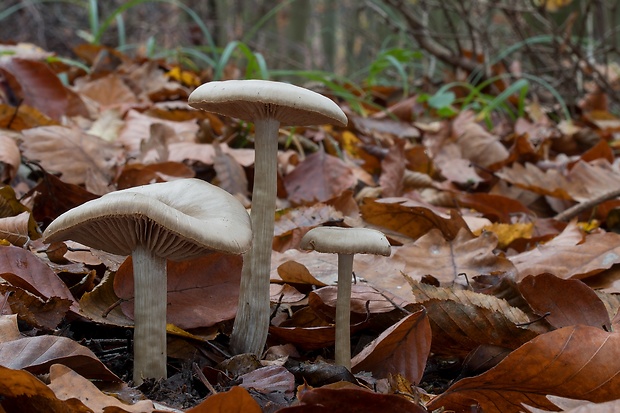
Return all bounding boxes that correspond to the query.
[188,80,347,355]
[300,227,390,369]
[42,179,252,384]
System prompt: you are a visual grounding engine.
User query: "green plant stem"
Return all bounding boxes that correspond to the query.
[335,253,353,370]
[230,117,279,356]
[132,245,167,384]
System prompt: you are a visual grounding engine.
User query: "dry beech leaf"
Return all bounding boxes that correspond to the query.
[0,365,91,413]
[0,245,79,313]
[0,335,119,381]
[270,283,306,303]
[75,73,138,110]
[213,142,249,199]
[524,395,620,413]
[519,273,611,330]
[310,285,409,320]
[239,365,295,397]
[497,160,620,202]
[0,58,89,119]
[277,385,427,413]
[394,228,517,288]
[360,198,469,241]
[115,253,242,329]
[455,192,534,223]
[452,110,510,168]
[407,280,538,356]
[0,102,59,131]
[427,325,620,413]
[117,109,198,156]
[0,285,72,330]
[510,224,620,281]
[48,364,154,413]
[379,138,406,197]
[0,211,31,246]
[283,150,356,205]
[185,386,261,413]
[31,172,99,224]
[0,133,21,182]
[116,161,195,189]
[477,222,534,249]
[0,314,21,342]
[351,309,431,385]
[21,125,123,193]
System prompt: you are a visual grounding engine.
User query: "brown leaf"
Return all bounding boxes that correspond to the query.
[0,212,31,246]
[0,314,20,342]
[0,365,91,413]
[79,271,133,326]
[0,335,119,381]
[351,309,431,384]
[75,73,138,110]
[21,125,123,193]
[31,172,99,224]
[524,396,620,413]
[0,132,21,182]
[277,386,427,413]
[0,245,79,313]
[114,253,242,329]
[379,138,406,197]
[394,228,517,287]
[0,285,72,330]
[213,142,249,199]
[0,103,59,131]
[427,325,620,413]
[116,161,195,189]
[48,364,154,413]
[510,224,620,280]
[360,198,470,241]
[407,281,538,356]
[0,58,88,119]
[519,273,610,330]
[238,365,295,396]
[451,110,510,168]
[185,386,261,413]
[284,150,356,205]
[455,192,534,223]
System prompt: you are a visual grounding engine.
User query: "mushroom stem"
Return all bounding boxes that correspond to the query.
[231,117,280,355]
[132,244,167,383]
[335,253,354,369]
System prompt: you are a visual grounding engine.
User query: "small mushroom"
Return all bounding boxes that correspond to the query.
[300,227,390,369]
[188,80,348,355]
[42,179,252,383]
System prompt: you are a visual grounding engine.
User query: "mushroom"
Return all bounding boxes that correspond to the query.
[300,227,390,369]
[42,179,252,383]
[188,80,347,355]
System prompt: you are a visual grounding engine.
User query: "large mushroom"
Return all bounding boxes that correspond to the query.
[43,179,252,384]
[188,80,348,355]
[300,226,390,369]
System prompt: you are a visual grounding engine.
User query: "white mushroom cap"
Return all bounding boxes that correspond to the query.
[188,80,348,127]
[43,179,252,260]
[300,227,391,256]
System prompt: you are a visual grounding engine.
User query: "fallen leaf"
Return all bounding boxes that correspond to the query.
[379,138,406,197]
[428,325,620,413]
[0,285,72,330]
[21,125,123,194]
[284,150,356,205]
[185,386,261,413]
[519,273,610,330]
[0,132,21,182]
[0,335,119,381]
[48,364,154,413]
[394,228,517,287]
[351,309,431,385]
[452,110,510,168]
[0,364,91,413]
[0,212,32,246]
[276,385,427,412]
[115,253,242,329]
[407,280,538,356]
[0,245,79,313]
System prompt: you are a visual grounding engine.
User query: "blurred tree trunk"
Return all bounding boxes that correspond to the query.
[321,0,337,72]
[287,0,312,69]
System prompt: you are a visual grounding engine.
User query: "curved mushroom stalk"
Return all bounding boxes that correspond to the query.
[188,80,347,356]
[42,179,252,384]
[300,226,390,369]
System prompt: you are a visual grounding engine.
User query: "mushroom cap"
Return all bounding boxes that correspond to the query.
[188,80,348,127]
[300,227,391,256]
[43,179,252,261]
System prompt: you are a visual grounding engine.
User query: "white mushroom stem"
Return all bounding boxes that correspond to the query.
[335,253,354,370]
[132,244,167,384]
[231,117,280,355]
